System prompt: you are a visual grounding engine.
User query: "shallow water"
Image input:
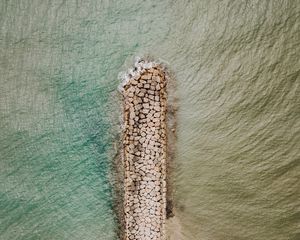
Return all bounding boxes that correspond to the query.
[1,1,299,239]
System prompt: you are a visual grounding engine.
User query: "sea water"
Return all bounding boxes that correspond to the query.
[0,1,299,240]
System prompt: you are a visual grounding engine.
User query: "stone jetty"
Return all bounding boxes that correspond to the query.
[120,59,168,240]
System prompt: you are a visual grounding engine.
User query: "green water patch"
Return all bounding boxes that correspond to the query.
[0,98,117,240]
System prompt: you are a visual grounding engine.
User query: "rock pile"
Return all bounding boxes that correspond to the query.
[121,60,167,240]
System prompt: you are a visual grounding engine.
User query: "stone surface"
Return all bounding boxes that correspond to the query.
[122,63,167,240]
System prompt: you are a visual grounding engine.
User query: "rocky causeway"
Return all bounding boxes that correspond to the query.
[120,59,168,240]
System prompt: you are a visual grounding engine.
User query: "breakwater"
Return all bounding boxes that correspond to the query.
[120,59,168,240]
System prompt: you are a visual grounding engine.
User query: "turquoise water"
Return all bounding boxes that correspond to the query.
[0,1,171,239]
[1,1,299,240]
